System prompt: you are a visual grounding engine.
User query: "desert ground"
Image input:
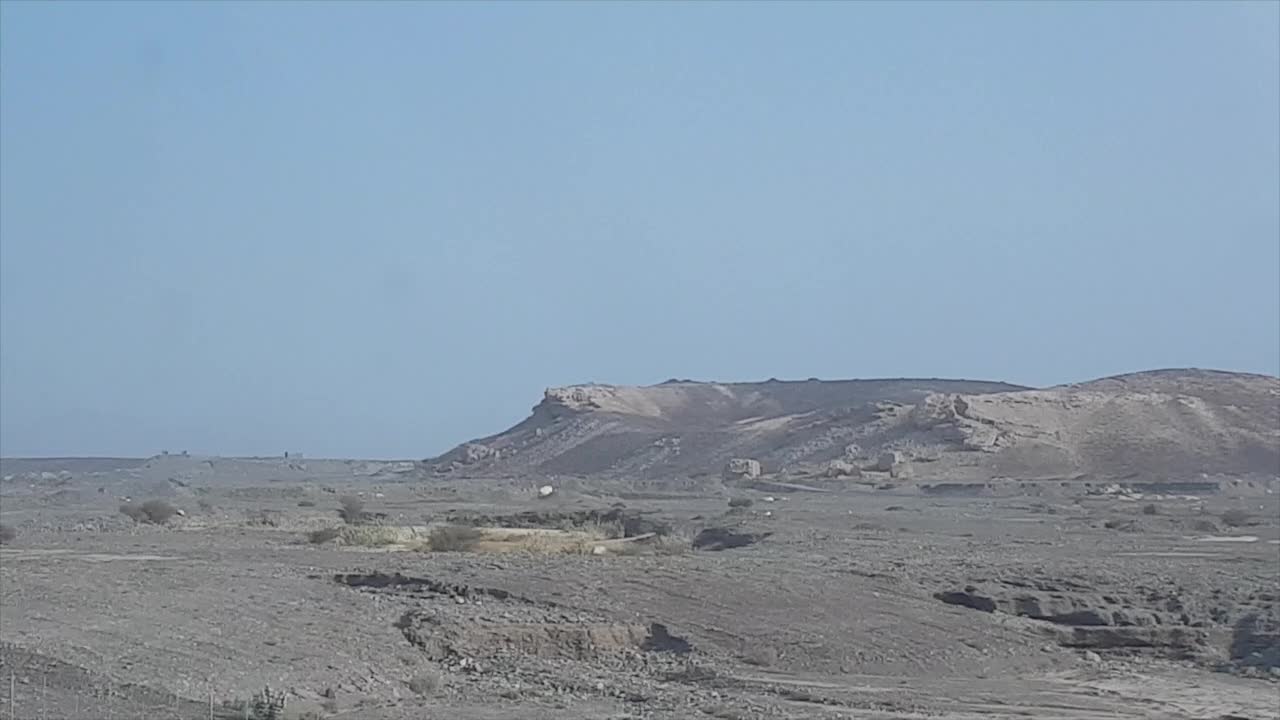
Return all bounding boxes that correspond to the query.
[1,370,1277,719]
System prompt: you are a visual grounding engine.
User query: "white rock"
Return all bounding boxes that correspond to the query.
[538,485,555,498]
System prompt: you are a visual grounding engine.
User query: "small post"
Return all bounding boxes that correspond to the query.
[9,670,15,720]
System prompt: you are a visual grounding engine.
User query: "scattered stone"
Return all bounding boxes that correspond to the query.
[824,459,861,478]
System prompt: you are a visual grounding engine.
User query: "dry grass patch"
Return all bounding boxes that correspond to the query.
[428,524,483,551]
[417,525,617,555]
[339,525,426,547]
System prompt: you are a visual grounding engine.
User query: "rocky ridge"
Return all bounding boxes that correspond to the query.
[427,369,1279,484]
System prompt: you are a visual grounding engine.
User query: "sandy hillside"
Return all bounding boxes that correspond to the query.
[426,369,1280,482]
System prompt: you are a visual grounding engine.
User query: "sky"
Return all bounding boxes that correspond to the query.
[1,1,1277,459]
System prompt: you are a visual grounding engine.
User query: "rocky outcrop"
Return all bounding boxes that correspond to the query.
[437,442,498,468]
[934,575,1279,663]
[543,385,613,412]
[1231,613,1280,670]
[824,459,860,478]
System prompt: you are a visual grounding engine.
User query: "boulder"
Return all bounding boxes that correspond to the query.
[723,458,762,481]
[873,451,903,472]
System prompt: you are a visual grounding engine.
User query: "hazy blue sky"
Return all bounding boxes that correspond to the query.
[2,1,1277,458]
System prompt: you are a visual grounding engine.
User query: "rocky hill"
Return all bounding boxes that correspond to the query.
[427,369,1280,483]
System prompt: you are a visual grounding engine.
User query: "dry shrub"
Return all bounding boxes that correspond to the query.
[407,670,441,696]
[655,537,691,555]
[120,499,178,524]
[297,500,317,508]
[0,524,15,544]
[1221,509,1253,528]
[727,497,753,509]
[308,527,341,544]
[582,518,624,540]
[337,496,365,524]
[428,525,482,551]
[1191,519,1220,533]
[740,645,778,667]
[1142,503,1159,515]
[244,510,282,528]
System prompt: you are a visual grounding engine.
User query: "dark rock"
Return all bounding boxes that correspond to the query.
[935,589,998,613]
[692,527,771,551]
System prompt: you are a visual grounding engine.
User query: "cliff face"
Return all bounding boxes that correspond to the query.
[427,370,1280,482]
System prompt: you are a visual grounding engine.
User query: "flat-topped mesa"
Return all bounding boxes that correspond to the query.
[428,370,1277,481]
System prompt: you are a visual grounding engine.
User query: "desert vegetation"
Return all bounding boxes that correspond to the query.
[1221,509,1255,528]
[307,527,342,544]
[336,495,366,524]
[426,524,483,551]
